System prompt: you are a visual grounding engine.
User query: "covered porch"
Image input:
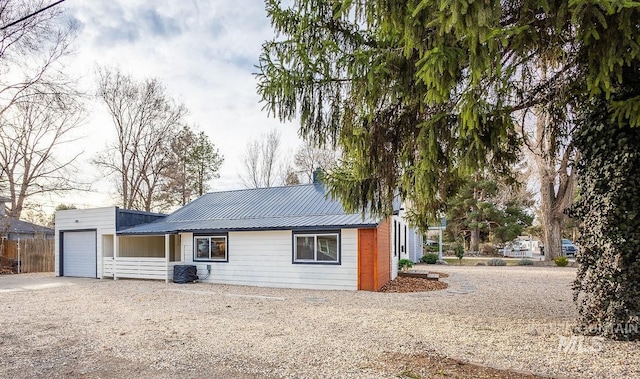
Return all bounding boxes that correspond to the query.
[102,234,182,282]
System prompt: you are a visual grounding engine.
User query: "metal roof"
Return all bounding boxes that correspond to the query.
[119,184,380,235]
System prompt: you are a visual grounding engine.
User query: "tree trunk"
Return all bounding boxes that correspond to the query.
[470,227,480,252]
[529,108,576,261]
[542,217,563,260]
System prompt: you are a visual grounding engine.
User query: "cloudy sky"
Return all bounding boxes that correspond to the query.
[54,0,301,209]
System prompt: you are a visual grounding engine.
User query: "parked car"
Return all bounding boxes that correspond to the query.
[562,239,578,257]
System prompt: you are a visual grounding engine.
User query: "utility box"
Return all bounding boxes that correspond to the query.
[173,265,197,284]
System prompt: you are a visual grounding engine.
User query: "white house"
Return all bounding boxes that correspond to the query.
[55,183,422,291]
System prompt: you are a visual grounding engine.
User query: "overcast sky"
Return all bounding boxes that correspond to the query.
[53,0,301,209]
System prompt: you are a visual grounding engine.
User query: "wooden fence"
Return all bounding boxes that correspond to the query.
[0,238,54,273]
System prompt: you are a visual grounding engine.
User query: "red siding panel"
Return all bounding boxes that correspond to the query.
[358,229,376,290]
[375,219,391,291]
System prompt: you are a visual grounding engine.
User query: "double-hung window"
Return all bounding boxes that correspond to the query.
[293,232,340,264]
[194,235,227,262]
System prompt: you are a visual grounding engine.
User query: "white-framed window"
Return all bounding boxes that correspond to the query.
[293,232,340,264]
[194,235,227,262]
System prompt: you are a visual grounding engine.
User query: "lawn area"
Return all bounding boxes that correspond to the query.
[442,257,536,266]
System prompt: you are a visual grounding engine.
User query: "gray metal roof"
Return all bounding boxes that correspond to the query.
[119,184,380,235]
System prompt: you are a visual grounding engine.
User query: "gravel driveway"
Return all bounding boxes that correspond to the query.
[1,266,638,378]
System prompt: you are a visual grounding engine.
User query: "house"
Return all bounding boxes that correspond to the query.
[0,197,54,240]
[54,181,422,291]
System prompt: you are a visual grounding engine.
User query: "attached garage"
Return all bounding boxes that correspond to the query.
[61,230,97,278]
[55,207,165,279]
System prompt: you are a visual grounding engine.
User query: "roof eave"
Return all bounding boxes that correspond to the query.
[117,223,380,236]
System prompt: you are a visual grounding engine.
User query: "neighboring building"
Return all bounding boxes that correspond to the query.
[0,197,54,240]
[54,182,421,291]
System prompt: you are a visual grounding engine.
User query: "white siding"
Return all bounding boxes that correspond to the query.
[55,207,116,279]
[408,229,423,263]
[390,210,415,279]
[182,229,358,290]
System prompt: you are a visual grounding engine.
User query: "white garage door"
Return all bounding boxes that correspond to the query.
[62,231,97,278]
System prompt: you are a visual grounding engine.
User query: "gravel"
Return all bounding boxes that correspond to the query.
[1,265,638,378]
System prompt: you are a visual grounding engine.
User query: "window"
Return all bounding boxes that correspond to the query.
[293,232,339,264]
[194,236,227,262]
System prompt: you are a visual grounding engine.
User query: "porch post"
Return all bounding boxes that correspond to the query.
[113,235,119,280]
[165,234,170,283]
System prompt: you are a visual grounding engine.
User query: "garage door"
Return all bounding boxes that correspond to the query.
[62,231,97,278]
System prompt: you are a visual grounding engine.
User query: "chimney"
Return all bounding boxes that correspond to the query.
[312,168,324,184]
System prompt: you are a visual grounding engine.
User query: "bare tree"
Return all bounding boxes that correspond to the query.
[0,1,82,218]
[0,89,85,219]
[0,0,77,116]
[292,141,338,183]
[240,129,283,188]
[95,67,187,212]
[523,108,578,260]
[511,58,580,260]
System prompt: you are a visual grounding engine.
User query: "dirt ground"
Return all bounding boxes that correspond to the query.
[1,267,637,378]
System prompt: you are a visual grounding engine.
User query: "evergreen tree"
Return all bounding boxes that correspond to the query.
[258,1,640,339]
[188,131,223,197]
[258,1,638,224]
[164,126,223,206]
[446,173,533,251]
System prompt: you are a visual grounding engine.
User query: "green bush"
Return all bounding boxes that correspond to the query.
[487,258,507,266]
[518,259,535,266]
[423,244,438,253]
[398,259,414,272]
[421,253,439,264]
[454,242,465,264]
[554,256,569,267]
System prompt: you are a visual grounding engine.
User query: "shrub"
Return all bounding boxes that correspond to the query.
[454,242,465,264]
[398,259,414,272]
[423,244,438,253]
[554,256,569,267]
[481,243,498,256]
[487,258,507,266]
[421,253,439,264]
[518,259,535,266]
